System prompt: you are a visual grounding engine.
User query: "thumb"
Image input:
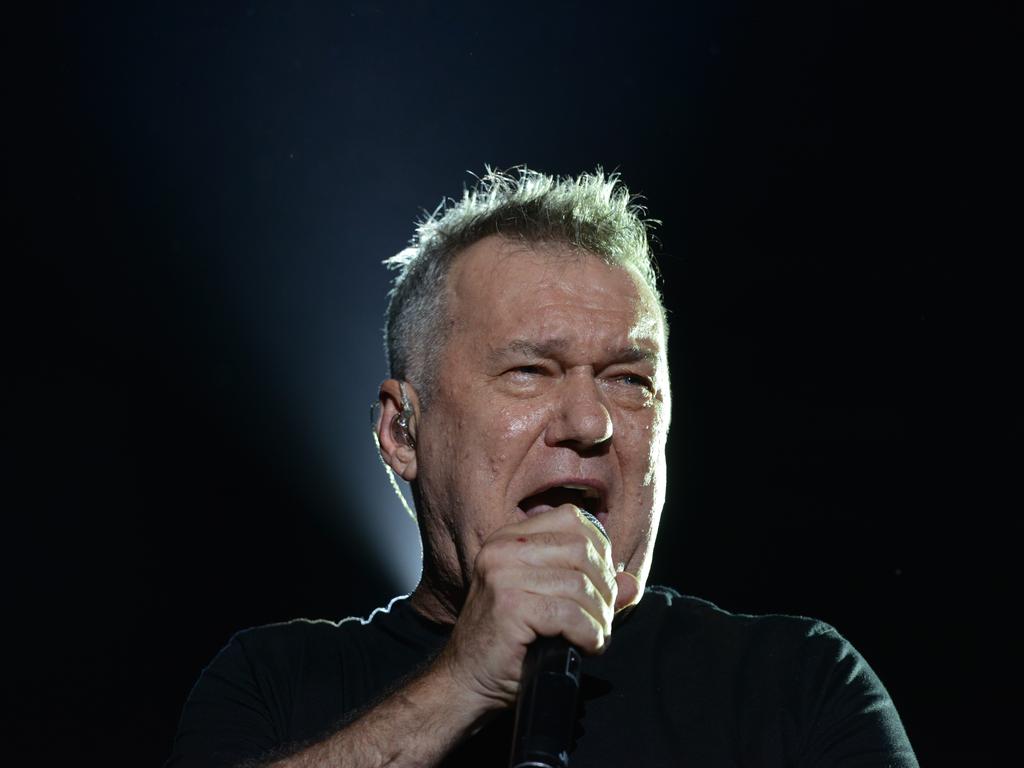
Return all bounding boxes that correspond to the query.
[614,570,641,613]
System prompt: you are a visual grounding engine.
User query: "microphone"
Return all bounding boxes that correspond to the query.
[509,509,608,768]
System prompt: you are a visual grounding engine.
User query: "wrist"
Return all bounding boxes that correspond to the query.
[428,645,506,727]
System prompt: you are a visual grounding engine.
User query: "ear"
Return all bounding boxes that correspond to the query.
[376,379,420,481]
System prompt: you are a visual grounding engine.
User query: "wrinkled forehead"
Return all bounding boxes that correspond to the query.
[447,236,667,351]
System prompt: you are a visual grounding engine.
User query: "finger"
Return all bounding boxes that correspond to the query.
[572,507,613,559]
[490,566,613,632]
[517,591,608,654]
[542,505,614,562]
[614,570,641,613]
[505,507,616,583]
[492,529,616,609]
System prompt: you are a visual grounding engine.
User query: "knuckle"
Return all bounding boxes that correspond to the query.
[543,595,566,622]
[603,564,616,591]
[556,505,581,524]
[572,538,590,561]
[539,531,560,548]
[523,595,552,631]
[490,535,517,556]
[574,612,604,653]
[477,538,517,573]
[475,543,498,571]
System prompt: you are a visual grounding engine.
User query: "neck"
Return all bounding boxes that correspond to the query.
[409,567,463,625]
[409,500,468,625]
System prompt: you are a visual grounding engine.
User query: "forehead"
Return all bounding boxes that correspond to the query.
[446,235,664,353]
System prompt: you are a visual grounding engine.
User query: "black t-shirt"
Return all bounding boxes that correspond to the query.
[166,587,917,767]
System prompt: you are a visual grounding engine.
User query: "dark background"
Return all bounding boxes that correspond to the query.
[5,2,1016,765]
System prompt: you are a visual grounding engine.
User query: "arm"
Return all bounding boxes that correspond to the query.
[167,507,640,768]
[269,507,639,767]
[263,656,485,768]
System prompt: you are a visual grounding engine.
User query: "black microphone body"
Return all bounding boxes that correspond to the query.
[509,510,608,768]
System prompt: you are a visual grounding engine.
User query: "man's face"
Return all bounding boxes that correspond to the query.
[414,235,671,602]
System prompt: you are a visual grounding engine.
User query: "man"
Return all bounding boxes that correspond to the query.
[167,169,918,767]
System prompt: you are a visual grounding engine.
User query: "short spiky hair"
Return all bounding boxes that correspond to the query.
[383,167,663,404]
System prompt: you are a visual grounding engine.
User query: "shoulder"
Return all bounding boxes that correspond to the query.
[167,597,452,765]
[634,587,918,765]
[641,586,900,721]
[640,584,841,644]
[225,597,407,674]
[635,585,868,682]
[229,616,353,660]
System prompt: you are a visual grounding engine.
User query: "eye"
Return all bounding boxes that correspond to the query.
[616,373,655,391]
[502,364,551,386]
[500,363,556,396]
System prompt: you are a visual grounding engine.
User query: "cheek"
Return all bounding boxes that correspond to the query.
[644,425,670,487]
[501,405,546,440]
[462,403,547,486]
[616,410,667,486]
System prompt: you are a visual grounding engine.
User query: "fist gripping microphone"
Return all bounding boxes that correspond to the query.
[509,509,609,768]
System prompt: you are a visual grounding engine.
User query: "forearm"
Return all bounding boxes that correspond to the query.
[265,655,489,768]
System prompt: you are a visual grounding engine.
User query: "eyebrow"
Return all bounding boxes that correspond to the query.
[489,338,660,365]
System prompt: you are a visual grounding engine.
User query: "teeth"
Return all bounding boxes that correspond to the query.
[562,484,600,499]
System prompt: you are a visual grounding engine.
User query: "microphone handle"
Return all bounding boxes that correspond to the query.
[509,636,581,768]
[509,510,607,768]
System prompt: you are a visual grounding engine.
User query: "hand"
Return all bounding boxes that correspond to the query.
[437,505,641,712]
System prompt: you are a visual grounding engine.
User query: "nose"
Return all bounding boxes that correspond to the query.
[545,369,613,450]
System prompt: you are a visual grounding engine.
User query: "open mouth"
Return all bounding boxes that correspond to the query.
[517,483,607,520]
